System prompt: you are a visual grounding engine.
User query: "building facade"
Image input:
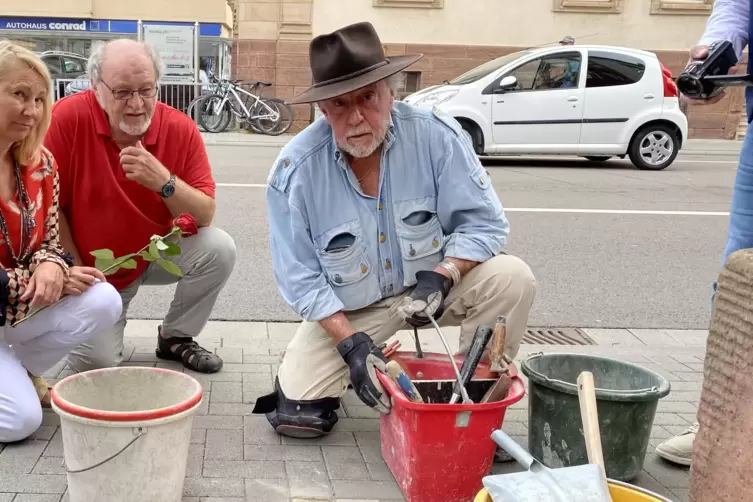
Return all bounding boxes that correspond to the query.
[0,0,234,81]
[232,0,747,139]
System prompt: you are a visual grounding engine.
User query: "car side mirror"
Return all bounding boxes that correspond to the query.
[498,76,517,90]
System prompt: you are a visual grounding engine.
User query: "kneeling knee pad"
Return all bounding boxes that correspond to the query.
[252,378,340,439]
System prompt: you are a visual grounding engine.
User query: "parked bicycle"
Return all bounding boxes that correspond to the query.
[195,77,293,136]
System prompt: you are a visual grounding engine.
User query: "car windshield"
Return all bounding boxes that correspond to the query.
[449,50,534,85]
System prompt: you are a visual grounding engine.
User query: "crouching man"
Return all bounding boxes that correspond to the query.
[253,22,536,438]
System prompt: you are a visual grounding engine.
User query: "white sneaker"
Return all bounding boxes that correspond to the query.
[655,423,697,466]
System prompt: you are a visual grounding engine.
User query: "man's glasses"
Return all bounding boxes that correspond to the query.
[100,80,158,100]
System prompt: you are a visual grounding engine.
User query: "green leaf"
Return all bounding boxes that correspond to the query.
[140,250,156,262]
[156,240,169,251]
[119,258,138,269]
[94,257,115,271]
[156,258,183,277]
[164,243,181,257]
[150,234,162,242]
[148,241,160,260]
[90,249,115,260]
[102,266,120,276]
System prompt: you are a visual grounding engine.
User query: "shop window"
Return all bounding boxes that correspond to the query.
[397,71,421,100]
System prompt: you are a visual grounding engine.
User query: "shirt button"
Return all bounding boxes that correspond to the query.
[385,259,392,270]
[378,200,383,210]
[379,233,386,243]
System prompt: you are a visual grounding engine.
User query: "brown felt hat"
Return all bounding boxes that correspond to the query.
[286,22,423,105]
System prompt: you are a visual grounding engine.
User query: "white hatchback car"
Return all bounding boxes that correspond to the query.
[403,45,688,170]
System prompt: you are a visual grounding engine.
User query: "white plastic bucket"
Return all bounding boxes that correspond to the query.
[50,367,204,502]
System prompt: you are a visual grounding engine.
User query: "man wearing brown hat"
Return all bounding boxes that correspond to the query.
[254,22,536,438]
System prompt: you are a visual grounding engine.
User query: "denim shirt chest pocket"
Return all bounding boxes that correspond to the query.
[314,219,381,311]
[393,196,446,287]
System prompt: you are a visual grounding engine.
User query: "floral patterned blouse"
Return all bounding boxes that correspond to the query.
[0,146,69,326]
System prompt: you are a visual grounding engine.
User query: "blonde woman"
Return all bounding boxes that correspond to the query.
[0,41,122,443]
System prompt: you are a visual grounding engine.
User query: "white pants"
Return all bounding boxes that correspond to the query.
[0,282,123,443]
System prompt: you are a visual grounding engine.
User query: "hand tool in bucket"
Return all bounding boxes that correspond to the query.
[578,370,607,478]
[426,313,472,404]
[448,324,494,404]
[481,316,514,403]
[481,430,613,501]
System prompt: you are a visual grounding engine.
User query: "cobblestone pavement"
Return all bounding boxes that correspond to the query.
[0,321,707,502]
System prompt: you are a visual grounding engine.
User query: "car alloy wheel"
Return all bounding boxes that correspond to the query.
[639,130,674,168]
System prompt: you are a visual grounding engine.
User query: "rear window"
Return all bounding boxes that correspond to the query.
[585,52,645,88]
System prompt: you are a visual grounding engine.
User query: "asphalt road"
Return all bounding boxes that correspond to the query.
[126,143,738,330]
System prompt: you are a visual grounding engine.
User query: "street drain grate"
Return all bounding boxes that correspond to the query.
[522,328,596,346]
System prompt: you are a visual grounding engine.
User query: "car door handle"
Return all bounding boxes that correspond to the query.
[644,93,655,100]
[567,96,579,102]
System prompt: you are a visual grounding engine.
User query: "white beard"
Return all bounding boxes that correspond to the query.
[95,88,152,137]
[337,116,390,158]
[118,116,152,136]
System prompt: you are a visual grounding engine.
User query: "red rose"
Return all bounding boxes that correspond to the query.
[173,213,198,237]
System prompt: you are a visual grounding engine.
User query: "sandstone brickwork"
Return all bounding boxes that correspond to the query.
[690,249,753,501]
[232,39,747,139]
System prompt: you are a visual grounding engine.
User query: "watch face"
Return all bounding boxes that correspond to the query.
[162,184,175,197]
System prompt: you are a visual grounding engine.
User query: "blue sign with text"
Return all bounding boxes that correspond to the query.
[0,17,222,37]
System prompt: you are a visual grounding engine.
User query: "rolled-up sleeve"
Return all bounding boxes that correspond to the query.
[698,0,749,60]
[266,185,345,321]
[435,129,509,262]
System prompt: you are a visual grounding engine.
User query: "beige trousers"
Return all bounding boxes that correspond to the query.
[277,253,537,401]
[66,226,237,373]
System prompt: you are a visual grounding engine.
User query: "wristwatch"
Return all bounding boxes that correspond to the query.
[160,174,176,198]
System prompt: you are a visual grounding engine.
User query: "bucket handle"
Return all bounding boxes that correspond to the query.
[541,376,661,397]
[524,352,663,398]
[64,427,146,474]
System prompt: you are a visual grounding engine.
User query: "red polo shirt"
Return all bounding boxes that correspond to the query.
[43,90,216,291]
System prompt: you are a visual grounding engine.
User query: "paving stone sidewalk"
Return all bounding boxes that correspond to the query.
[0,321,708,502]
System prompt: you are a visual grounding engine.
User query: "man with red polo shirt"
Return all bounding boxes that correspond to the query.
[43,39,237,374]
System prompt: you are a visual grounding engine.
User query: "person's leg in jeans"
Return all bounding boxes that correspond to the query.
[0,282,122,442]
[656,127,753,466]
[66,226,236,374]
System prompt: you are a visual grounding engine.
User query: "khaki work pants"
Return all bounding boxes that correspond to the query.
[278,253,537,401]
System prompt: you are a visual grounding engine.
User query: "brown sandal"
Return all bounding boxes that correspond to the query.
[28,374,52,408]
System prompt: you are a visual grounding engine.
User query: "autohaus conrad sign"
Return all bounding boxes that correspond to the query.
[0,18,89,32]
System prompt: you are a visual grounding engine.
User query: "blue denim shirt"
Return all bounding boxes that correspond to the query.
[266,101,509,322]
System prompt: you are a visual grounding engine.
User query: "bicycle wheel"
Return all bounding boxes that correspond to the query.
[187,95,213,131]
[253,98,293,136]
[198,94,232,133]
[269,99,294,135]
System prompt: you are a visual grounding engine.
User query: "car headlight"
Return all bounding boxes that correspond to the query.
[415,89,458,107]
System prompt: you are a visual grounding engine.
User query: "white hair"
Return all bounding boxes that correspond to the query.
[87,39,163,84]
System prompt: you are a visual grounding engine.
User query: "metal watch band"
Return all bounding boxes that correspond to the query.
[438,260,461,286]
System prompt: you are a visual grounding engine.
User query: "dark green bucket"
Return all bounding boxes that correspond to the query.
[521,352,672,482]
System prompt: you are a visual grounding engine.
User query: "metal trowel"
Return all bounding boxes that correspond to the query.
[482,430,613,502]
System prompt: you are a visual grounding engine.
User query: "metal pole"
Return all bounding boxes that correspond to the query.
[194,22,200,123]
[137,20,142,42]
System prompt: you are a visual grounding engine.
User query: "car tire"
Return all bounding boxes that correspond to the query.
[584,156,612,162]
[460,122,483,155]
[628,124,679,171]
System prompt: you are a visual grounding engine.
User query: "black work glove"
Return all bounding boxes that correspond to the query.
[337,332,391,414]
[398,270,453,327]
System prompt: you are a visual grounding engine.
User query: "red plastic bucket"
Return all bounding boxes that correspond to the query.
[377,351,526,502]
